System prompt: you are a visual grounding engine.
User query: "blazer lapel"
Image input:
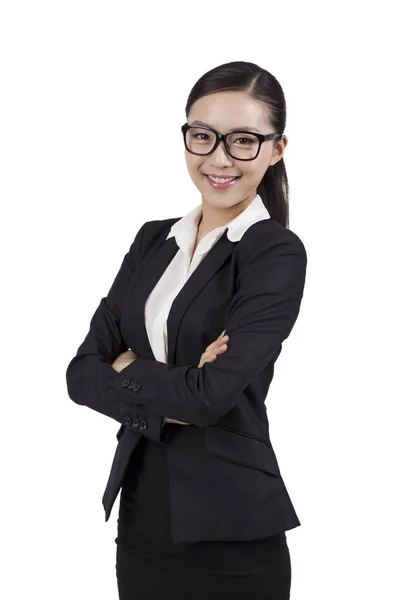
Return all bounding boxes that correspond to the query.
[126,230,235,365]
[167,232,234,364]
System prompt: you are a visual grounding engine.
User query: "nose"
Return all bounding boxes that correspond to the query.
[209,139,234,167]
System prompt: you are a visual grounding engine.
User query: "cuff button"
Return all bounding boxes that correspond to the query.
[122,379,131,388]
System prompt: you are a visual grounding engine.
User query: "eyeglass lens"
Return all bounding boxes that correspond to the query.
[185,127,260,159]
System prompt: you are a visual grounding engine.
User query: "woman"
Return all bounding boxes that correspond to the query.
[66,60,307,599]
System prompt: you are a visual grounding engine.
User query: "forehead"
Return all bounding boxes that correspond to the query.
[188,90,270,131]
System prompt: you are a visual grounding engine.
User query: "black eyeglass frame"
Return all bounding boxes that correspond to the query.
[181,122,283,161]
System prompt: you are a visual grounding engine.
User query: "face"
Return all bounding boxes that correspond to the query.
[184,90,288,212]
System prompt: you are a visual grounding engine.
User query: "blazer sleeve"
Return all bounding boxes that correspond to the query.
[65,221,171,443]
[106,226,308,427]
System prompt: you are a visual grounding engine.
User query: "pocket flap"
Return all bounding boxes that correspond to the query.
[204,426,281,477]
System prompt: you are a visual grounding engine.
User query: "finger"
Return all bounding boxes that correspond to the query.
[201,346,225,366]
[205,334,229,353]
[214,344,227,355]
[199,352,216,367]
[203,341,228,361]
[213,335,228,349]
[200,337,229,366]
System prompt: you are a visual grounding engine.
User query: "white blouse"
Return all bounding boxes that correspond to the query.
[143,194,271,363]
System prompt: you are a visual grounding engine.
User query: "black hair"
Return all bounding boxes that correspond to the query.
[185,61,290,228]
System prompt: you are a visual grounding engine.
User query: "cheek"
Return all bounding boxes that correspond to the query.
[240,166,261,181]
[238,156,269,183]
[185,154,203,177]
[251,150,270,179]
[252,167,267,181]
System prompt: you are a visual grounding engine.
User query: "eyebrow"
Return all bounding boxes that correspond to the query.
[190,120,262,133]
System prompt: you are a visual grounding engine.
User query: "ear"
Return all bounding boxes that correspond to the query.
[269,135,288,166]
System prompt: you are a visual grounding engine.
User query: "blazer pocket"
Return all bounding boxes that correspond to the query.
[204,425,281,477]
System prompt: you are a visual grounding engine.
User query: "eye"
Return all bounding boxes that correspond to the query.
[234,137,255,145]
[193,133,210,141]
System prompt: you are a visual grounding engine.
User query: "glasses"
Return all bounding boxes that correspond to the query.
[181,122,283,161]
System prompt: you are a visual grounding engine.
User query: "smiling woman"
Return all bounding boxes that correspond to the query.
[66,59,305,600]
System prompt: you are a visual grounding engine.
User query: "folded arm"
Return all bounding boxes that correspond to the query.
[65,221,172,442]
[106,227,308,427]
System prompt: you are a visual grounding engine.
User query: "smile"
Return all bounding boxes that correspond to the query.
[204,174,241,190]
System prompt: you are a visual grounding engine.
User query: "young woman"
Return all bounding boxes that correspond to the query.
[66,60,308,599]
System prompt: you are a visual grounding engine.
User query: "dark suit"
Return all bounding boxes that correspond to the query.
[66,215,307,544]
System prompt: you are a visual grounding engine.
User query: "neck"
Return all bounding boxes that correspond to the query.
[198,193,256,236]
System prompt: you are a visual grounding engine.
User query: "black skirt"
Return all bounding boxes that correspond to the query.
[115,436,291,599]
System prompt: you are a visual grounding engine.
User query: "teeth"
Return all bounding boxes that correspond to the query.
[208,175,237,183]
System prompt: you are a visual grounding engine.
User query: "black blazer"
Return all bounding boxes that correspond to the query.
[66,215,307,544]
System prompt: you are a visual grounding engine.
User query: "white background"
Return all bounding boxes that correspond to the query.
[1,1,399,598]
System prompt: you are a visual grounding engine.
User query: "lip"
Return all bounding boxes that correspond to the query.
[204,173,241,190]
[205,173,241,178]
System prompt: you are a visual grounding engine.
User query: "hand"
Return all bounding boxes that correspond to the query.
[198,329,229,368]
[111,349,137,373]
[163,330,229,426]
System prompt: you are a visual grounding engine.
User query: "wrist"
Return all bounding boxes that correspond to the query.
[117,358,136,373]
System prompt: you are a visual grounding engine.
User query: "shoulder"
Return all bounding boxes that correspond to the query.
[127,217,181,262]
[235,218,307,266]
